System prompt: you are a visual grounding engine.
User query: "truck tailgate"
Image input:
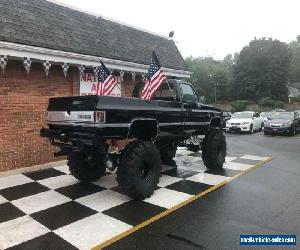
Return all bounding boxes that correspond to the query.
[48,95,98,111]
[47,96,98,124]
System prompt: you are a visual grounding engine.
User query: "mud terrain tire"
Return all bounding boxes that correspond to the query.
[160,144,177,164]
[68,148,106,182]
[202,129,226,170]
[117,141,161,200]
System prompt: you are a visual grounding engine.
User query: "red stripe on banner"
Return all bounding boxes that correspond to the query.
[145,71,165,99]
[151,69,163,84]
[104,81,115,95]
[141,69,166,100]
[100,82,104,96]
[147,70,165,99]
[103,77,113,94]
[147,73,166,99]
[106,77,116,95]
[97,82,101,95]
[149,78,166,99]
[148,81,165,99]
[141,80,150,99]
[103,76,117,95]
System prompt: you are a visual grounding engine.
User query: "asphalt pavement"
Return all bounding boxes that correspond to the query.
[106,132,300,250]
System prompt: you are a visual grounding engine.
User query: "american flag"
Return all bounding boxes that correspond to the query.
[97,61,118,96]
[141,51,166,100]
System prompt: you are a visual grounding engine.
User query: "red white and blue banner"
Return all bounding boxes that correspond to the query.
[141,51,166,100]
[80,73,121,96]
[97,61,118,96]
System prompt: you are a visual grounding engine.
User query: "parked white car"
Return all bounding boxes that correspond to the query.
[226,111,264,133]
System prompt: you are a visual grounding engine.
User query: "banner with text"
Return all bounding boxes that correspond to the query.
[80,73,121,96]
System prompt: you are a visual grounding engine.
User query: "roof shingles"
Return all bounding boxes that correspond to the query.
[0,0,186,71]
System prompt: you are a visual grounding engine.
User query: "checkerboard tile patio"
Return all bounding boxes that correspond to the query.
[0,148,270,249]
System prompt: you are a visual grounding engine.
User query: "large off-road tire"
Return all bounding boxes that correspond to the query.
[117,140,161,200]
[68,148,106,182]
[160,144,177,164]
[202,129,226,170]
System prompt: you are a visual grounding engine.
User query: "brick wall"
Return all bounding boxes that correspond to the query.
[121,73,142,97]
[0,61,78,172]
[0,61,138,172]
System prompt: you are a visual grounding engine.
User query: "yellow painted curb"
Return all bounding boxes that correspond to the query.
[92,157,272,250]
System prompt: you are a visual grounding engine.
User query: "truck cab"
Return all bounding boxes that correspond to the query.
[132,79,222,136]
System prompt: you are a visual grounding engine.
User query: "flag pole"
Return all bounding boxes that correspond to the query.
[145,48,156,99]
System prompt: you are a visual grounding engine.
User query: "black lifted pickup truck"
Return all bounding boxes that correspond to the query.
[41,79,226,200]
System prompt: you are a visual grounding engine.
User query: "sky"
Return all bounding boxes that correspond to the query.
[55,0,299,60]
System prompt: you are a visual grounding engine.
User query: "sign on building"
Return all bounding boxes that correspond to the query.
[80,73,121,96]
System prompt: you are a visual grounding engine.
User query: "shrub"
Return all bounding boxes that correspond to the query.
[290,97,300,102]
[258,97,284,108]
[274,100,284,108]
[231,100,248,112]
[258,97,276,107]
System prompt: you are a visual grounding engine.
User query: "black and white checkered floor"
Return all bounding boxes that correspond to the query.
[0,148,270,250]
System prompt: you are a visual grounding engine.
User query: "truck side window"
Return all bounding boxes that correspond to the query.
[181,83,198,103]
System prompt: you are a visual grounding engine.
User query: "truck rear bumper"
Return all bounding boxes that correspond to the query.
[40,127,62,139]
[40,127,105,155]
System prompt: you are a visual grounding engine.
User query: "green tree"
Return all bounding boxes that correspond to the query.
[289,35,300,82]
[233,38,292,102]
[223,53,237,77]
[222,53,237,101]
[231,100,248,112]
[185,57,231,103]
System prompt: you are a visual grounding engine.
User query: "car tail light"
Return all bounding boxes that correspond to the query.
[94,111,106,123]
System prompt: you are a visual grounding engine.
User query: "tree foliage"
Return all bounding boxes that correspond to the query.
[233,38,292,102]
[258,97,275,106]
[258,97,284,108]
[231,100,248,112]
[185,56,231,103]
[185,36,299,104]
[289,35,300,82]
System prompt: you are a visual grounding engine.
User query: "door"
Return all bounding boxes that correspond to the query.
[150,81,183,137]
[180,83,209,133]
[253,112,261,130]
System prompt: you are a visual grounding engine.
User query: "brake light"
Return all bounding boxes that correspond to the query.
[94,111,106,123]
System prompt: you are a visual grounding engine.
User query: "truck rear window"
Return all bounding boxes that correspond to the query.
[133,81,177,101]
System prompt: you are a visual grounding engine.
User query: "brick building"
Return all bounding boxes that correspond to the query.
[0,0,189,172]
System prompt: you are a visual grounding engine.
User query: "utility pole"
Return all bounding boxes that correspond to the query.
[210,74,217,104]
[214,81,217,104]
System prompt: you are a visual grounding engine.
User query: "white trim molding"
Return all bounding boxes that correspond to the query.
[0,41,191,78]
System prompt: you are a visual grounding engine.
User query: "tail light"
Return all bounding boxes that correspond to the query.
[94,111,106,123]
